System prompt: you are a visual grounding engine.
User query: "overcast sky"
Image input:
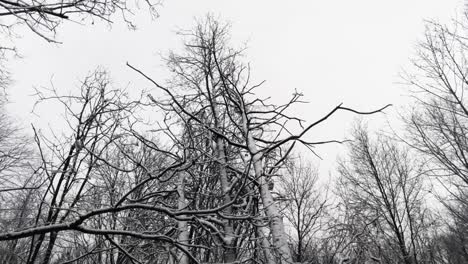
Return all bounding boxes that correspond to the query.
[5,0,465,171]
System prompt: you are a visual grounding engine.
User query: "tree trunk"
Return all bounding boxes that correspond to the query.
[247,133,292,264]
[257,217,276,264]
[40,231,58,264]
[216,136,237,263]
[177,174,190,264]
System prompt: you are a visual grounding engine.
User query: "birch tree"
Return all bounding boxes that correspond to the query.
[128,15,390,264]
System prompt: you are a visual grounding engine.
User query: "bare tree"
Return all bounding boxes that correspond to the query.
[0,99,33,193]
[280,158,327,263]
[402,13,468,263]
[0,70,186,263]
[0,0,161,42]
[128,15,390,264]
[0,92,40,260]
[336,125,430,264]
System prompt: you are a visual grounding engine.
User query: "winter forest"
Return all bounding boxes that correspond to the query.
[0,1,468,264]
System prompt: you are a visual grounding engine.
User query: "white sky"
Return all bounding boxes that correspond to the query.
[4,0,465,173]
